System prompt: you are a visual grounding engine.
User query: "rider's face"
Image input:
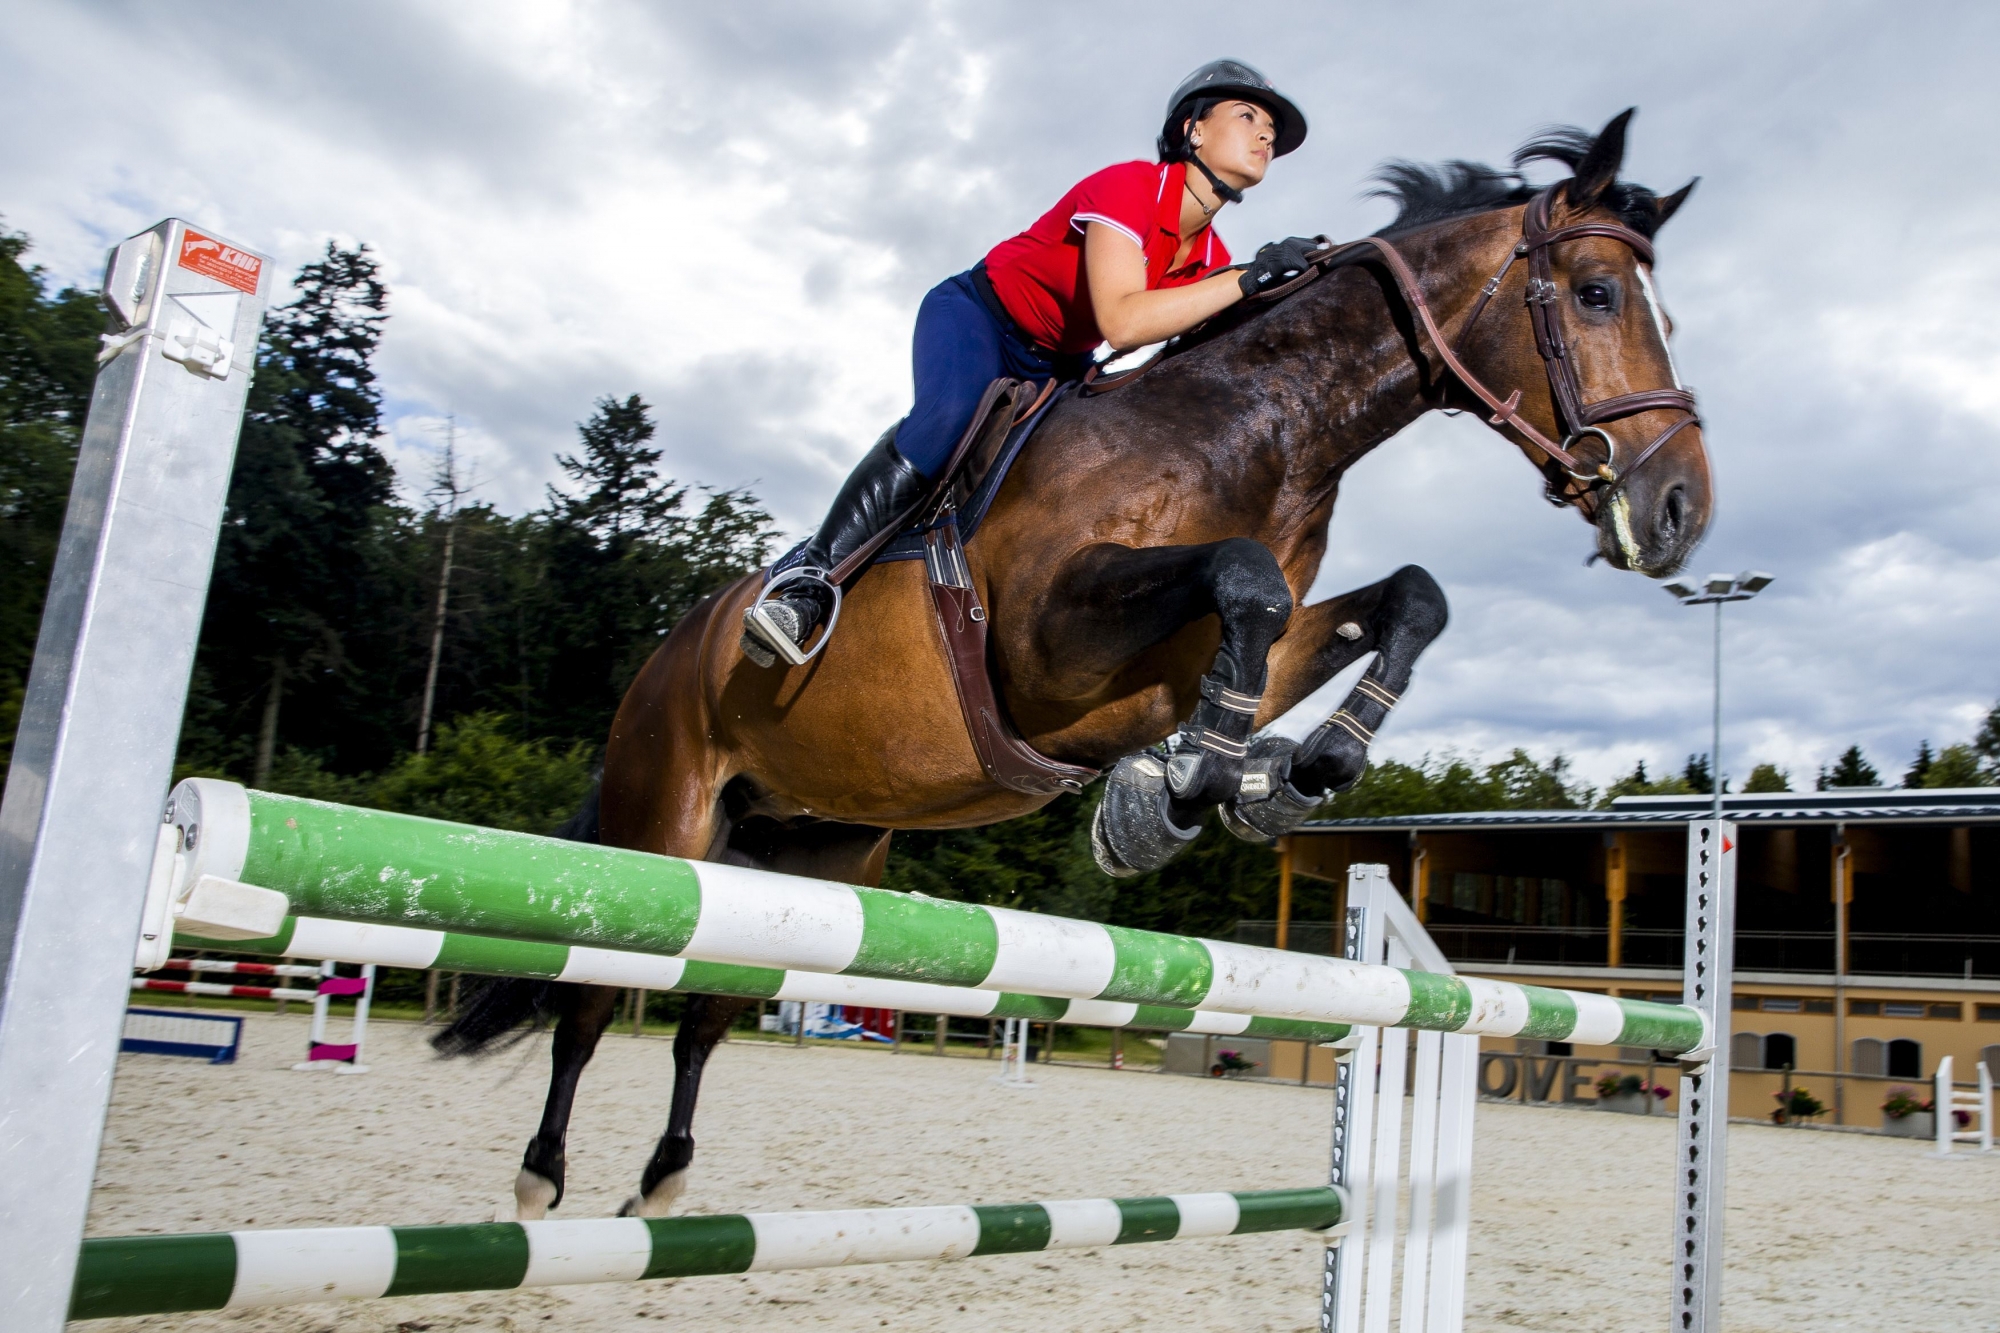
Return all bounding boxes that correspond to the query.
[1190,100,1276,190]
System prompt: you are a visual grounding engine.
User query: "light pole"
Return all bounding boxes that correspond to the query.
[1662,571,1774,824]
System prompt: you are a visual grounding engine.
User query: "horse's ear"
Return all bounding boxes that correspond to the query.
[1654,177,1699,229]
[1566,108,1635,211]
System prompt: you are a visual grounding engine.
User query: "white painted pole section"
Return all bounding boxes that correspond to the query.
[1934,1056,1953,1156]
[1426,1034,1476,1333]
[1362,941,1413,1333]
[1981,1062,1993,1153]
[1399,1027,1443,1330]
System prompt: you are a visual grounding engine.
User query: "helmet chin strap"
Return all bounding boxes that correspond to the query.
[1186,145,1244,206]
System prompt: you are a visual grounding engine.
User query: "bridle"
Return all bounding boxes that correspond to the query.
[1448,185,1702,509]
[1085,182,1704,515]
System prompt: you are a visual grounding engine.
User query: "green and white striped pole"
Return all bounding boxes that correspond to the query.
[69,1186,1343,1320]
[181,914,1350,1042]
[160,781,1708,1055]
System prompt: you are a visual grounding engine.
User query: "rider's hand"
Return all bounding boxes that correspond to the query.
[1237,236,1327,298]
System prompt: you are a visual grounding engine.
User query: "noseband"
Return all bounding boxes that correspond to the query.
[1246,184,1704,512]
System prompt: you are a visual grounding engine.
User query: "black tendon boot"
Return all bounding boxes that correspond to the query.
[741,432,929,667]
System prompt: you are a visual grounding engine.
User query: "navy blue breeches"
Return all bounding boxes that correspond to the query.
[898,269,1081,478]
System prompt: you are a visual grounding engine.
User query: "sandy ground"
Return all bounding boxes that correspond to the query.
[77,1012,2000,1333]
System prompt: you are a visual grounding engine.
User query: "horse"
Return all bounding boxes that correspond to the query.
[437,109,1711,1221]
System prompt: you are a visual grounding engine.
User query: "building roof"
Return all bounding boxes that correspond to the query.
[1300,786,2000,834]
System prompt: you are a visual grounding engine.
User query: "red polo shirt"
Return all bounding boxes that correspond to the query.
[983,160,1232,354]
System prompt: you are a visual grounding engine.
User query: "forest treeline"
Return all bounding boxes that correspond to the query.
[3,226,1997,940]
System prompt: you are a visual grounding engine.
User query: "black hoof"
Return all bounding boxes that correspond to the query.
[1220,737,1326,844]
[1092,750,1204,876]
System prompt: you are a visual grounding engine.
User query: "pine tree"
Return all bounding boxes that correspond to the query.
[1682,753,1715,794]
[1816,745,1880,790]
[547,394,679,541]
[1904,741,1935,788]
[182,244,399,781]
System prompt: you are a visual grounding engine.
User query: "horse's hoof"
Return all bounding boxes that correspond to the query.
[617,1168,688,1219]
[513,1168,560,1221]
[1221,738,1325,844]
[1092,750,1203,876]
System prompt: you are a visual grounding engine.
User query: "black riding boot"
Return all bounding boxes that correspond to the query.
[741,432,929,667]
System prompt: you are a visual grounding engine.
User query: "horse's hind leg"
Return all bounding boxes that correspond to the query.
[620,821,894,1218]
[620,991,756,1217]
[517,982,619,1219]
[1223,564,1449,842]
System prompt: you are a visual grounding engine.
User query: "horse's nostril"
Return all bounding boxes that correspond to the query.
[1660,486,1686,540]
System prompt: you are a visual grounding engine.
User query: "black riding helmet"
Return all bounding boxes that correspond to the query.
[1156,59,1308,163]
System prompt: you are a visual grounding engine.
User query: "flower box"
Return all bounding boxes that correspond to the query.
[1881,1110,1935,1139]
[1597,1091,1656,1115]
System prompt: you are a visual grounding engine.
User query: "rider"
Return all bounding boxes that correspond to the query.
[742,58,1317,667]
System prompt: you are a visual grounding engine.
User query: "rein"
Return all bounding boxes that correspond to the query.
[1083,184,1702,511]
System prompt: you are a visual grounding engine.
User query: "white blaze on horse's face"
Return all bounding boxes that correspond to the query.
[1633,264,1682,389]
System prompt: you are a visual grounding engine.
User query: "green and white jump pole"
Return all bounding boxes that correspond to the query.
[178,913,1353,1042]
[69,1186,1344,1320]
[149,779,1710,1056]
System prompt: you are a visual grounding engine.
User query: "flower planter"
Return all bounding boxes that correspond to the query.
[1596,1092,1657,1115]
[1881,1111,1935,1139]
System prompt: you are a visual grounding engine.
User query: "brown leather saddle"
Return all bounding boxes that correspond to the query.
[821,377,1098,797]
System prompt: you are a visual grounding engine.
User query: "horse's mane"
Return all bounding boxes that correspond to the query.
[1369,123,1670,240]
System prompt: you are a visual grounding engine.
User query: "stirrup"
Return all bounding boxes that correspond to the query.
[743,566,842,667]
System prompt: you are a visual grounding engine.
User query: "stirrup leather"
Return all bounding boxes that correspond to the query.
[744,566,842,667]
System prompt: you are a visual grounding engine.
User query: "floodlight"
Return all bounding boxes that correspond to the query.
[1704,574,1735,596]
[1663,581,1698,601]
[1737,572,1774,594]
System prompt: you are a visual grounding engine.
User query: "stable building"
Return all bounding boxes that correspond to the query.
[1247,788,2000,1124]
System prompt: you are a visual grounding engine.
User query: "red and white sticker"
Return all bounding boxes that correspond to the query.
[177,228,262,294]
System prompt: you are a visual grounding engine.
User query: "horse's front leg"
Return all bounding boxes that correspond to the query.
[1039,538,1294,875]
[1222,563,1448,843]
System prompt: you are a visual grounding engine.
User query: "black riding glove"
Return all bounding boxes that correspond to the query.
[1237,236,1326,297]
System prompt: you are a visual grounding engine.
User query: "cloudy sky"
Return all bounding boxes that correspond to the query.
[7,2,1998,792]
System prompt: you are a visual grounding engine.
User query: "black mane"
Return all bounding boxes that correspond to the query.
[1369,122,1669,239]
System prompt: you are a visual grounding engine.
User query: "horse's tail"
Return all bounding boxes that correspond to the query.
[429,781,602,1058]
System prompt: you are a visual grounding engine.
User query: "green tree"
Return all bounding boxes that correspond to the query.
[1600,758,1692,804]
[1681,752,1719,794]
[1918,743,1991,789]
[0,225,102,774]
[1817,745,1880,789]
[1743,762,1791,793]
[1326,749,1594,818]
[181,243,398,782]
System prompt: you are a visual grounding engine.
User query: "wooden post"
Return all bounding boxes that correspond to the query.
[632,989,645,1037]
[891,1010,902,1053]
[1833,833,1852,1124]
[447,972,461,1020]
[1606,834,1627,968]
[423,970,439,1025]
[1110,1026,1123,1069]
[1275,837,1293,950]
[1411,837,1429,924]
[986,1017,996,1058]
[934,1013,948,1056]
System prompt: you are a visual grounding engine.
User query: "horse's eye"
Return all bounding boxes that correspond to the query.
[1578,282,1614,311]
